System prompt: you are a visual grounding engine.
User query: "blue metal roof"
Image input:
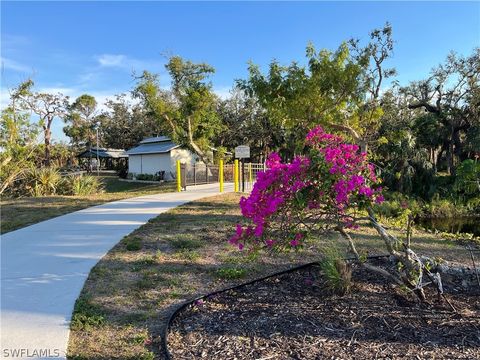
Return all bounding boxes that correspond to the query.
[139,136,172,144]
[126,141,179,155]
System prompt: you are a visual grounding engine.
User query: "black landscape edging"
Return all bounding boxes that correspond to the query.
[162,254,391,359]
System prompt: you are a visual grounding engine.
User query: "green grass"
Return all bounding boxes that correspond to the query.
[124,237,143,251]
[0,175,176,234]
[169,235,204,250]
[70,296,106,331]
[215,266,248,280]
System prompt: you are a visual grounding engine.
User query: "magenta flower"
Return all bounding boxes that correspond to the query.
[229,125,384,253]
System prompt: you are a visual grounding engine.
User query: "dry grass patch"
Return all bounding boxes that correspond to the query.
[67,193,473,360]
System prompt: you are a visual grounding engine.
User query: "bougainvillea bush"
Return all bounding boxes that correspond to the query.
[231,126,427,299]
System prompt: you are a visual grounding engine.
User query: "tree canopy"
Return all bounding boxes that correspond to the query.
[133,56,222,163]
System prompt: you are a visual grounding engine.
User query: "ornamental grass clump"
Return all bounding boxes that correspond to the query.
[231,126,430,301]
[68,174,102,196]
[319,254,352,296]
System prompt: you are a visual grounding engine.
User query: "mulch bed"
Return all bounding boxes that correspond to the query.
[167,261,480,359]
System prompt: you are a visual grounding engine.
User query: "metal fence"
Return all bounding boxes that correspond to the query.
[179,162,267,191]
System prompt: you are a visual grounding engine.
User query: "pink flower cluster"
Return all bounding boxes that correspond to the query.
[306,126,384,209]
[229,154,311,249]
[230,125,384,252]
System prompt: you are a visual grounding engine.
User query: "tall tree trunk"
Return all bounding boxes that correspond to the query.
[44,127,51,166]
[446,138,454,175]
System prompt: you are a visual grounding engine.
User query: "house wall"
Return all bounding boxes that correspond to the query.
[128,148,201,181]
[170,148,199,169]
[128,155,142,174]
[128,153,172,179]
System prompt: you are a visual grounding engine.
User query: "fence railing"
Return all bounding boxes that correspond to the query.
[177,161,267,192]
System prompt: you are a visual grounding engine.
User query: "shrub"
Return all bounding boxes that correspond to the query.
[136,173,161,181]
[374,192,422,219]
[115,161,129,179]
[454,159,480,200]
[424,197,460,217]
[230,126,429,301]
[67,175,103,196]
[319,251,352,295]
[28,167,62,196]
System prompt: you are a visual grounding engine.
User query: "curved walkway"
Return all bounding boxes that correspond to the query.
[1,183,233,360]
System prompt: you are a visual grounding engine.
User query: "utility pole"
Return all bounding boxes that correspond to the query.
[96,127,100,176]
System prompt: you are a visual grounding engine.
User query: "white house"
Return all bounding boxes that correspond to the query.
[126,136,199,181]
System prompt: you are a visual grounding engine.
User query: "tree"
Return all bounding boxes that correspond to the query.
[215,89,276,162]
[98,94,163,150]
[231,126,429,301]
[134,56,222,163]
[236,24,396,155]
[403,49,480,174]
[18,80,69,165]
[0,83,39,195]
[347,23,396,152]
[64,94,98,149]
[374,89,436,196]
[237,42,364,156]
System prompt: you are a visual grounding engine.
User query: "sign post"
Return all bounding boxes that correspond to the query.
[235,145,250,192]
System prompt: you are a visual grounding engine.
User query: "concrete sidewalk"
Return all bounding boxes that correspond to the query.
[1,183,233,359]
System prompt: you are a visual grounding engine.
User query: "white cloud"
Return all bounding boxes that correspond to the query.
[95,53,166,73]
[0,57,32,73]
[97,54,127,67]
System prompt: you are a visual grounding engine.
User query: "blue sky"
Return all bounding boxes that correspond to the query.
[1,1,479,143]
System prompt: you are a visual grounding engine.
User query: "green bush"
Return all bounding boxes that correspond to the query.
[424,197,461,217]
[454,159,480,199]
[64,175,103,196]
[136,173,160,181]
[28,167,62,196]
[13,168,102,197]
[374,192,422,218]
[135,171,165,181]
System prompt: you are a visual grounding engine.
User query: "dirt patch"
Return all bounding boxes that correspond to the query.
[168,262,480,359]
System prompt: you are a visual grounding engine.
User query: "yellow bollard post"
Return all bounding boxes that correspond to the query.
[249,163,253,190]
[219,159,224,192]
[176,160,181,192]
[234,159,239,192]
